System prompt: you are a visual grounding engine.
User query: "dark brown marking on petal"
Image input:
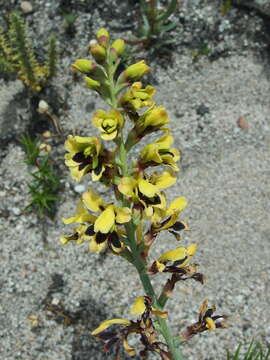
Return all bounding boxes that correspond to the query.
[85,225,95,236]
[171,221,186,231]
[109,232,121,248]
[173,256,188,266]
[93,162,102,175]
[95,232,108,244]
[72,152,85,163]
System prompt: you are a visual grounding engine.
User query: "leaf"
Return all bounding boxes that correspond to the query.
[160,22,177,33]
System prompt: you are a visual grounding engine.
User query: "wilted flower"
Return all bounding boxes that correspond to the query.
[91,296,169,359]
[180,300,228,341]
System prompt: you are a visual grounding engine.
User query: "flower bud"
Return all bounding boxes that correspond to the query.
[42,130,52,139]
[38,100,49,114]
[109,39,125,63]
[90,44,106,63]
[96,28,109,47]
[39,143,52,153]
[111,39,125,56]
[71,59,96,74]
[119,60,150,83]
[84,76,100,91]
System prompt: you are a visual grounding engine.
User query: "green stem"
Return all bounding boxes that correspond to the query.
[106,53,183,360]
[125,221,183,360]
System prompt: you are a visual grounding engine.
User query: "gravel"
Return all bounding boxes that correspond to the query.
[1,0,270,359]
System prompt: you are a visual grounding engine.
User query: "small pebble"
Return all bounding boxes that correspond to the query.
[74,184,86,193]
[20,1,33,14]
[237,116,249,130]
[51,297,60,306]
[12,207,21,216]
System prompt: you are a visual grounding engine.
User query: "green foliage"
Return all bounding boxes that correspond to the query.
[21,134,60,218]
[62,12,78,37]
[20,134,40,166]
[45,35,58,79]
[221,0,233,16]
[0,12,57,91]
[227,341,270,360]
[137,0,178,48]
[192,43,211,62]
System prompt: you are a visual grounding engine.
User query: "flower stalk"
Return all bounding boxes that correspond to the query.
[61,29,228,359]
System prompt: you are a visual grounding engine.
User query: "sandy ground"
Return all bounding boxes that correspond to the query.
[0,1,270,359]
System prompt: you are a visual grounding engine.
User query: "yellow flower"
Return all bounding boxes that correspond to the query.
[144,196,189,246]
[137,105,169,131]
[61,189,131,253]
[119,82,156,111]
[64,135,106,182]
[118,172,172,216]
[92,109,124,140]
[158,243,197,267]
[130,296,167,318]
[140,134,180,171]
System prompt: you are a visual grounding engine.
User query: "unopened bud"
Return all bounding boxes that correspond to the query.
[110,39,125,62]
[38,100,49,114]
[71,59,96,74]
[90,44,106,62]
[111,39,125,56]
[42,130,52,139]
[84,76,100,91]
[96,28,109,47]
[119,60,150,83]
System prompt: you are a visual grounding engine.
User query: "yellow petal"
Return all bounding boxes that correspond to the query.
[158,247,187,263]
[94,205,115,233]
[91,318,131,335]
[151,309,168,318]
[89,238,107,253]
[82,189,105,213]
[118,177,137,197]
[206,317,216,330]
[138,178,158,198]
[101,129,118,140]
[123,338,136,356]
[152,170,176,189]
[155,133,174,148]
[130,296,146,315]
[156,260,166,272]
[187,243,197,256]
[167,197,188,216]
[115,207,131,224]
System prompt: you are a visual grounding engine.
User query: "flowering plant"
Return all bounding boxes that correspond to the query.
[61,28,227,359]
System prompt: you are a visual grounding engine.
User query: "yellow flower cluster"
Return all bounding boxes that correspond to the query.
[61,28,226,359]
